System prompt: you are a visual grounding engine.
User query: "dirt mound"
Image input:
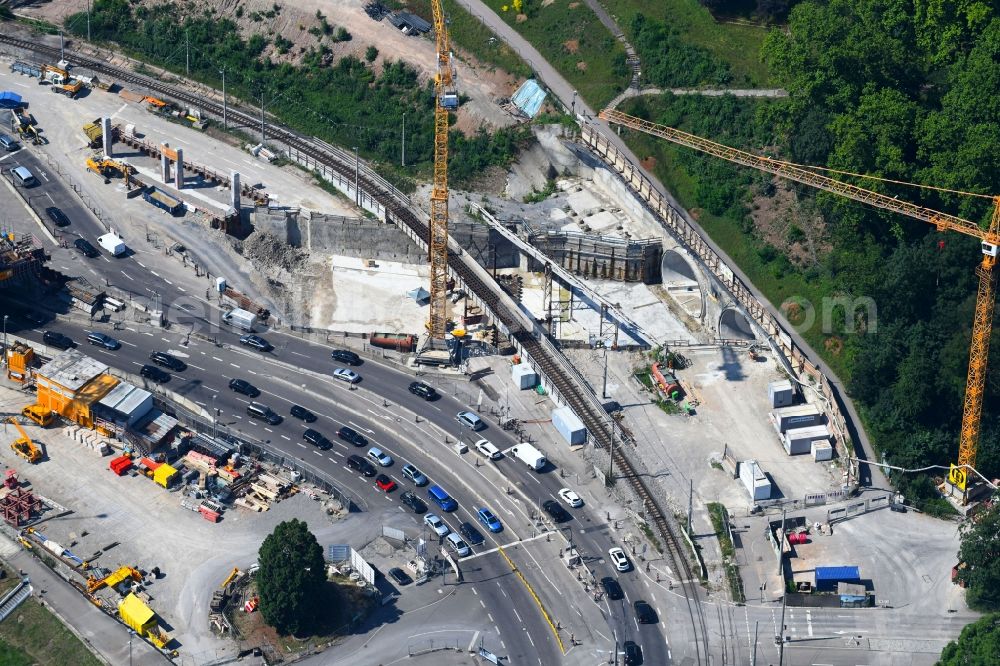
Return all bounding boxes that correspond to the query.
[232,230,308,273]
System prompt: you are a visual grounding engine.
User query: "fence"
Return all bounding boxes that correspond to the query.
[580,125,858,482]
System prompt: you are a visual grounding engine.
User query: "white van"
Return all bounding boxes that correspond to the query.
[11,166,36,187]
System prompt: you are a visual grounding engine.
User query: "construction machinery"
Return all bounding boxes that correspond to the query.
[6,341,34,384]
[52,80,84,98]
[600,108,1000,502]
[86,156,134,188]
[428,0,458,339]
[220,566,242,589]
[41,64,68,86]
[82,118,105,148]
[87,565,143,594]
[5,417,40,463]
[21,404,53,427]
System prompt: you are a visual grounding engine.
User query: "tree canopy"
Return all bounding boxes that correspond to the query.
[938,614,1000,665]
[956,504,1000,612]
[257,519,327,636]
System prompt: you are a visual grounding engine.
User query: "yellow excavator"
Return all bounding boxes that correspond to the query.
[5,417,41,464]
[86,156,134,189]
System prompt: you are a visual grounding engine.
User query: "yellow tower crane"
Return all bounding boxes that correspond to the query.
[429,0,458,338]
[600,108,1000,498]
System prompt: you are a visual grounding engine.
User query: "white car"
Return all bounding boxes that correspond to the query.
[608,547,630,572]
[367,447,393,467]
[446,532,471,557]
[333,368,361,383]
[474,438,502,461]
[424,513,450,538]
[558,488,583,508]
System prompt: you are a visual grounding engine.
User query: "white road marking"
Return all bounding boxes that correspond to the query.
[230,363,240,369]
[212,357,224,362]
[178,287,186,292]
[203,386,218,393]
[121,271,133,280]
[280,435,290,441]
[136,261,146,268]
[296,442,306,448]
[119,340,136,347]
[188,364,205,371]
[150,271,160,277]
[164,279,173,285]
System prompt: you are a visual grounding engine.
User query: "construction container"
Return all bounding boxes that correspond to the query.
[10,61,41,78]
[815,565,861,592]
[768,379,794,408]
[511,363,538,390]
[109,456,132,475]
[370,332,417,352]
[143,187,184,215]
[772,404,823,433]
[552,406,587,446]
[199,506,220,522]
[153,463,178,487]
[118,593,157,634]
[783,424,831,455]
[811,439,834,461]
[787,532,808,545]
[739,459,771,501]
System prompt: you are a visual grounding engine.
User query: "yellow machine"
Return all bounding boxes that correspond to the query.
[21,404,53,427]
[6,341,34,383]
[428,0,457,338]
[41,64,68,85]
[87,565,142,594]
[220,566,241,589]
[601,109,1000,501]
[86,157,134,188]
[5,417,41,464]
[15,122,44,146]
[52,80,84,98]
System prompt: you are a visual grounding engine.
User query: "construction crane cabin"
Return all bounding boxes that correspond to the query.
[428,0,458,343]
[599,108,1000,506]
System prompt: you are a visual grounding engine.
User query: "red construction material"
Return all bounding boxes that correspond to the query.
[787,532,808,545]
[199,506,220,522]
[4,470,19,490]
[1,487,41,526]
[139,457,161,471]
[109,456,133,476]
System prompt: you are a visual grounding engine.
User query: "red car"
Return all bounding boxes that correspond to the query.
[375,474,396,492]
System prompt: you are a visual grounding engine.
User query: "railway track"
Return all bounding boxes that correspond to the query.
[2,33,711,661]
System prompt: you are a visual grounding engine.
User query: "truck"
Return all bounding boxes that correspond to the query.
[223,308,257,332]
[509,442,546,471]
[41,65,69,86]
[97,232,127,257]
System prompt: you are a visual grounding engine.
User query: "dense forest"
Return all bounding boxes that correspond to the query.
[620,0,1000,514]
[64,0,530,188]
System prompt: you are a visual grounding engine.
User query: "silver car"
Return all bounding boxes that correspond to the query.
[424,513,450,538]
[333,367,361,383]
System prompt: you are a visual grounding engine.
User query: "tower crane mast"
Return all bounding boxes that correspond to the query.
[429,0,457,338]
[600,108,1000,491]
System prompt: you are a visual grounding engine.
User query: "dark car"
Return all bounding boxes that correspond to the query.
[228,378,260,397]
[140,364,170,383]
[600,576,623,601]
[542,500,570,523]
[623,641,643,666]
[331,349,361,365]
[459,522,485,546]
[42,331,74,350]
[290,405,316,422]
[149,351,186,371]
[303,428,331,450]
[44,206,70,227]
[347,454,377,477]
[388,567,412,586]
[400,491,427,514]
[73,238,99,258]
[408,381,437,400]
[633,600,657,624]
[338,425,368,447]
[239,334,273,352]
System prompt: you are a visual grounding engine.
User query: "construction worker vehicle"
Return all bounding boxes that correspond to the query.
[21,404,53,427]
[41,64,69,86]
[86,156,133,187]
[5,417,41,464]
[52,80,84,98]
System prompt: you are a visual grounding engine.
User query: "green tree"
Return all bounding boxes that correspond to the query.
[938,614,1000,665]
[364,45,378,63]
[956,504,1000,611]
[257,519,326,635]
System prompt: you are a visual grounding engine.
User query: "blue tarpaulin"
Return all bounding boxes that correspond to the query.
[0,91,22,109]
[511,79,546,118]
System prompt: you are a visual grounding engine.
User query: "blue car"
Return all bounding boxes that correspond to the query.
[477,507,503,533]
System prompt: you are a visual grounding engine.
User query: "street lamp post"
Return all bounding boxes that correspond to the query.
[2,315,8,367]
[212,395,217,439]
[353,146,359,207]
[571,89,578,116]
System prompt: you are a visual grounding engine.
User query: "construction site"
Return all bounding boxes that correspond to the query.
[0,14,989,664]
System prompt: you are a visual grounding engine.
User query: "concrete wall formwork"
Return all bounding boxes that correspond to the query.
[525,230,662,284]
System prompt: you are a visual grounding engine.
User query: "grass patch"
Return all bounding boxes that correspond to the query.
[523,179,556,203]
[603,0,771,86]
[707,502,746,603]
[710,460,724,471]
[639,522,663,554]
[634,370,654,390]
[474,0,630,108]
[402,0,532,79]
[0,598,101,666]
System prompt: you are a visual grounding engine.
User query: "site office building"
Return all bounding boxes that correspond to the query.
[34,350,120,429]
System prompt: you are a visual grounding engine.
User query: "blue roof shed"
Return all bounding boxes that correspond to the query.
[0,91,23,109]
